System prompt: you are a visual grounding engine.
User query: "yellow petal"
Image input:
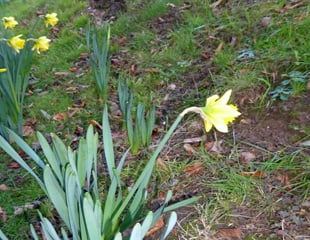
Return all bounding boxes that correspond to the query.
[206,94,219,106]
[203,119,213,132]
[216,89,232,106]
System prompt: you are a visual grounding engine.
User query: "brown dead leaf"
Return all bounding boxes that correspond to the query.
[276,172,291,189]
[69,67,79,72]
[184,162,204,176]
[183,143,195,155]
[0,184,9,191]
[130,64,137,75]
[22,125,34,137]
[8,162,20,169]
[157,157,168,171]
[204,141,223,154]
[0,207,7,222]
[240,171,267,178]
[210,0,226,8]
[80,52,88,58]
[146,216,165,236]
[54,72,70,78]
[52,113,68,121]
[295,12,308,22]
[116,36,128,46]
[239,152,256,167]
[215,228,242,239]
[273,2,304,13]
[202,51,211,59]
[215,42,224,54]
[88,120,102,130]
[68,108,81,118]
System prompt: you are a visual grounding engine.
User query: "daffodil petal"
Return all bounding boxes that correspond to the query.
[216,89,232,106]
[209,116,228,133]
[206,94,219,105]
[203,119,213,132]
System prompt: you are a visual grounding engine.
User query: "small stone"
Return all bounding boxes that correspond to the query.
[278,211,290,218]
[291,205,299,211]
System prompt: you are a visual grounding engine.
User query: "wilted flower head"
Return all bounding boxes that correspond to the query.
[32,36,51,54]
[45,13,58,27]
[0,68,7,73]
[2,16,18,29]
[8,35,25,53]
[181,89,241,133]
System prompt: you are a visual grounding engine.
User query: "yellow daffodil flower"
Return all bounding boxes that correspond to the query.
[0,68,7,73]
[2,16,18,29]
[181,89,241,133]
[8,35,25,53]
[45,13,58,27]
[32,36,51,54]
[201,89,241,132]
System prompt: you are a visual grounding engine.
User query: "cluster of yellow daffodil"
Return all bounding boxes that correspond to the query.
[1,13,58,54]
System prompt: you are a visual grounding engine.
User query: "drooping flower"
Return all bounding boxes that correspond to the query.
[2,16,18,29]
[45,13,58,27]
[8,35,25,53]
[32,36,51,54]
[181,89,241,133]
[200,89,241,133]
[0,68,7,73]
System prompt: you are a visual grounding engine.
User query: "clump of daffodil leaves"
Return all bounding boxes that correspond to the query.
[0,89,239,239]
[0,13,58,54]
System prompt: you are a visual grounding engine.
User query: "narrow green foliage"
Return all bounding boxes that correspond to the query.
[127,102,156,154]
[0,42,33,139]
[0,105,199,239]
[118,78,133,130]
[86,22,111,100]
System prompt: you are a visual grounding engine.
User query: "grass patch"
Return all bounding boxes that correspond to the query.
[0,0,309,238]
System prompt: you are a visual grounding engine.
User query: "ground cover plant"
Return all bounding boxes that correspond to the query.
[0,0,309,239]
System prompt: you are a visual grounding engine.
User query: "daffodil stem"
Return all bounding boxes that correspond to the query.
[180,106,200,116]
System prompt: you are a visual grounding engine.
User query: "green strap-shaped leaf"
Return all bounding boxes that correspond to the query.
[77,137,88,187]
[163,196,201,213]
[102,105,115,180]
[83,193,102,239]
[37,132,63,184]
[65,165,80,239]
[0,228,9,240]
[140,211,154,237]
[160,212,177,240]
[51,133,69,167]
[61,228,70,240]
[102,176,118,235]
[41,217,62,240]
[44,165,70,227]
[7,128,45,168]
[114,232,122,240]
[130,223,143,240]
[30,224,39,240]
[0,135,45,191]
[146,106,155,146]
